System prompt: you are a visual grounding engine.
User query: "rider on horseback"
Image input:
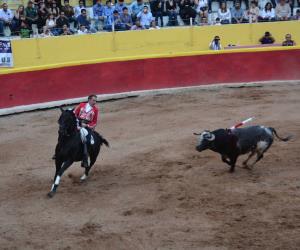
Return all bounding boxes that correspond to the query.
[74,94,99,168]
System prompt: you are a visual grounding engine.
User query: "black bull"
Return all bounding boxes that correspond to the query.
[195,126,291,172]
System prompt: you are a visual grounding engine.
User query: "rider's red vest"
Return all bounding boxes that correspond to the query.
[74,103,99,129]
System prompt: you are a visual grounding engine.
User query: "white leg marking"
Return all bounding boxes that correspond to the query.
[257,141,268,153]
[80,174,87,181]
[54,175,61,185]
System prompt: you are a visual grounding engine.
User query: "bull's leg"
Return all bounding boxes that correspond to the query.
[243,151,256,169]
[221,155,231,166]
[229,155,238,173]
[250,141,272,168]
[48,159,73,198]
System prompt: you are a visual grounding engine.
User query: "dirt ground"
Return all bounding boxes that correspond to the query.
[1,83,300,250]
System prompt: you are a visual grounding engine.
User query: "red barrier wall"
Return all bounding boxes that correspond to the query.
[1,49,300,109]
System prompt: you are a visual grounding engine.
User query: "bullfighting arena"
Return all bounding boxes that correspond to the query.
[1,82,300,250]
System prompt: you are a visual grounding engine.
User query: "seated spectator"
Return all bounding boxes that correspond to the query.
[62,0,76,24]
[25,1,38,30]
[56,11,69,33]
[61,24,72,35]
[231,1,247,24]
[237,0,249,10]
[115,0,127,14]
[179,0,196,25]
[120,7,133,30]
[47,2,60,18]
[93,0,104,30]
[46,13,59,35]
[37,2,49,31]
[196,0,208,22]
[293,9,300,20]
[130,0,145,22]
[218,2,231,24]
[166,0,178,26]
[40,25,53,37]
[199,15,209,25]
[12,5,25,34]
[282,34,296,46]
[259,2,275,22]
[275,0,291,21]
[137,5,153,29]
[77,9,91,30]
[112,10,123,30]
[149,19,160,29]
[77,24,89,34]
[209,36,222,50]
[20,20,31,38]
[208,0,222,13]
[0,3,13,37]
[130,20,144,30]
[214,17,221,25]
[74,0,86,18]
[152,0,164,27]
[247,1,259,23]
[259,31,275,44]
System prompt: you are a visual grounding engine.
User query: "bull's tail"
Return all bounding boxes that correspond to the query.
[101,137,110,147]
[270,127,292,142]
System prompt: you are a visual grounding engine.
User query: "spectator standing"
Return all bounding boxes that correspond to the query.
[218,2,231,24]
[137,5,153,28]
[74,0,86,18]
[259,2,275,22]
[179,0,196,25]
[166,0,178,26]
[0,3,13,36]
[209,36,222,50]
[275,0,291,21]
[282,34,296,46]
[247,0,259,22]
[231,1,247,23]
[152,0,164,27]
[120,7,133,30]
[25,1,38,30]
[130,0,145,22]
[93,0,104,30]
[259,31,275,44]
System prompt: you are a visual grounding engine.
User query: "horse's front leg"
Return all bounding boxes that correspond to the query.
[54,158,63,182]
[48,159,73,198]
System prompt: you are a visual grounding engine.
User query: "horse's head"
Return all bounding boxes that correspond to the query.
[58,107,77,136]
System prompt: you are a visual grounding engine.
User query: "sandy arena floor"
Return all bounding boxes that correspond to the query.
[0,83,300,250]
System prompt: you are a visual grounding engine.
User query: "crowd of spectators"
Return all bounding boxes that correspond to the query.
[0,0,299,38]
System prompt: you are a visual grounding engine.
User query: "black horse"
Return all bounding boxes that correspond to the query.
[48,107,109,198]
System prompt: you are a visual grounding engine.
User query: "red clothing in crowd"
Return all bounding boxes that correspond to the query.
[74,102,99,129]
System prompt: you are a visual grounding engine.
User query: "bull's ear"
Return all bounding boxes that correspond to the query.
[60,107,64,112]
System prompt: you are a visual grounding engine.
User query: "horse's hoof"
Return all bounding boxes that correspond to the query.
[47,191,55,198]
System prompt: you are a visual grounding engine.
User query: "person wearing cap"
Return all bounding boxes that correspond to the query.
[209,36,222,50]
[259,31,275,44]
[282,34,296,46]
[137,5,153,29]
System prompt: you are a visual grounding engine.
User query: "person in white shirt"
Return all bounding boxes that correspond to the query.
[74,0,86,18]
[77,24,89,34]
[0,3,13,36]
[259,2,275,22]
[149,20,160,29]
[218,2,231,24]
[209,35,222,50]
[196,0,208,21]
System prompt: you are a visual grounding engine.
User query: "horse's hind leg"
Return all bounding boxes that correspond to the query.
[80,156,97,181]
[48,160,73,198]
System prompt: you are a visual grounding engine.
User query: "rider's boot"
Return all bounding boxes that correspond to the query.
[81,142,89,168]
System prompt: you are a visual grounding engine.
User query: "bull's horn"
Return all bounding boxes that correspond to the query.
[193,132,201,135]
